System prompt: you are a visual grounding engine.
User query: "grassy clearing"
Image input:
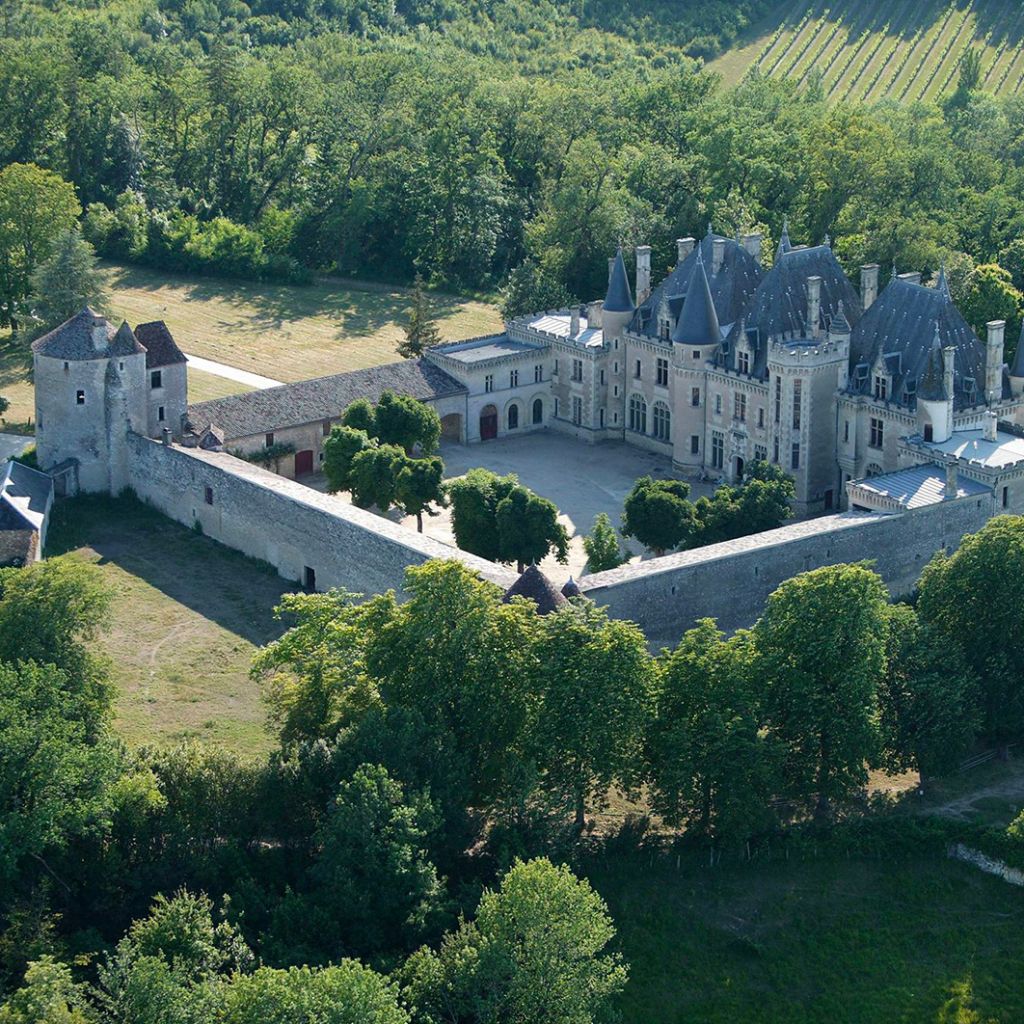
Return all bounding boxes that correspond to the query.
[187,367,254,403]
[709,0,1024,103]
[46,494,293,757]
[590,853,1024,1024]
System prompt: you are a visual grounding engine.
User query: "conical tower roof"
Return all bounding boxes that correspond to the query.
[561,576,582,598]
[776,216,791,259]
[918,325,948,401]
[672,250,720,346]
[604,247,634,313]
[503,564,566,615]
[1010,322,1024,378]
[935,263,951,301]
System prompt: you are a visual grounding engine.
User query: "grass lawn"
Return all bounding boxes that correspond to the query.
[187,366,254,403]
[589,852,1024,1023]
[46,494,294,757]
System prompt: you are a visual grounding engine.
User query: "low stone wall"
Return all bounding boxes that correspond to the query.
[579,494,993,646]
[949,843,1024,887]
[125,434,518,595]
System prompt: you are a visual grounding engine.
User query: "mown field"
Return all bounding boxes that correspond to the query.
[710,0,1024,103]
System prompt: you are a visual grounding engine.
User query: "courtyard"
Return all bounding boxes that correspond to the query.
[312,430,718,581]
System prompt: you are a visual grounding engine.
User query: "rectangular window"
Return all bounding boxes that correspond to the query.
[754,444,767,462]
[774,376,781,423]
[1003,486,1009,508]
[791,443,800,470]
[510,369,519,388]
[265,432,274,447]
[690,435,700,455]
[150,370,162,389]
[76,390,85,405]
[691,387,701,407]
[634,359,642,379]
[734,393,747,422]
[874,375,888,401]
[572,396,583,425]
[599,408,605,428]
[692,349,701,360]
[843,420,850,443]
[757,407,765,429]
[792,379,802,429]
[613,362,618,374]
[869,417,884,449]
[554,397,559,417]
[738,350,750,374]
[656,357,669,386]
[534,364,543,383]
[572,358,583,382]
[158,406,165,421]
[204,486,213,505]
[773,437,779,463]
[613,385,619,397]
[714,394,722,415]
[711,433,724,469]
[600,369,606,385]
[613,412,619,425]
[485,374,494,393]
[554,359,559,376]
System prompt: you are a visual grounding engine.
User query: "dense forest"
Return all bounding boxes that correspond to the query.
[5,0,1024,326]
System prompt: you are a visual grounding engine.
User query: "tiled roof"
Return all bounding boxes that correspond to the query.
[135,321,187,368]
[605,248,634,312]
[32,308,146,361]
[188,359,467,440]
[503,564,566,614]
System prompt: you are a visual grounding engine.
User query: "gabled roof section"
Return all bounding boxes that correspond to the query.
[847,277,990,409]
[32,308,146,361]
[604,247,634,313]
[502,564,566,615]
[671,252,720,345]
[135,321,188,368]
[629,233,762,342]
[0,460,52,534]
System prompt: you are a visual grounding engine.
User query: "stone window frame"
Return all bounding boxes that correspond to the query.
[652,401,671,441]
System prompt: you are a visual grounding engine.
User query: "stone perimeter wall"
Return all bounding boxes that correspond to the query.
[125,433,519,595]
[579,494,994,647]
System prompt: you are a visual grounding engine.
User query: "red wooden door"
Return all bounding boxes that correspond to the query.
[295,449,314,475]
[480,405,498,440]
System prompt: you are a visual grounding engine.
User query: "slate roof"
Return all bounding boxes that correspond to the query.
[672,252,720,345]
[851,465,990,509]
[918,332,947,401]
[0,460,52,533]
[720,243,862,380]
[32,308,146,361]
[604,248,634,313]
[502,564,566,615]
[1011,323,1024,378]
[561,576,583,598]
[629,232,762,342]
[846,277,998,409]
[188,359,467,440]
[134,321,187,368]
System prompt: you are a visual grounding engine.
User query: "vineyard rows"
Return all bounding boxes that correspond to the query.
[709,0,1024,103]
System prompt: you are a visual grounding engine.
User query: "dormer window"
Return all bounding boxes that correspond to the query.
[963,376,977,402]
[873,374,888,401]
[737,349,750,375]
[854,363,869,384]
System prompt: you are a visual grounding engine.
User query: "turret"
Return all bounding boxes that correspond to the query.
[916,326,953,444]
[602,246,634,343]
[1009,323,1024,397]
[672,250,719,349]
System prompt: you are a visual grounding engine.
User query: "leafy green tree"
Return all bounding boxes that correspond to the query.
[756,563,889,819]
[349,443,407,511]
[647,620,779,846]
[958,263,1023,342]
[687,462,794,548]
[339,397,377,435]
[0,163,80,330]
[621,476,694,555]
[401,858,626,1024]
[28,226,109,329]
[215,963,409,1024]
[917,515,1024,744]
[495,484,569,571]
[373,391,441,454]
[530,602,655,829]
[322,425,374,495]
[499,259,576,320]
[582,512,626,573]
[396,455,446,532]
[878,603,979,784]
[447,468,517,562]
[0,957,89,1024]
[269,764,446,963]
[399,274,441,358]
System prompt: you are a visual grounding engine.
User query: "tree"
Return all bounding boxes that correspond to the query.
[339,397,377,436]
[917,516,1024,744]
[621,476,694,555]
[958,263,1023,342]
[687,462,794,548]
[447,468,517,563]
[401,858,626,1024]
[399,274,441,358]
[531,602,655,829]
[373,391,441,454]
[756,563,889,819]
[499,259,576,320]
[0,957,89,1024]
[268,764,445,963]
[28,227,108,329]
[395,455,446,532]
[215,964,408,1024]
[0,164,80,330]
[582,512,626,573]
[322,425,374,495]
[877,603,979,784]
[647,620,779,847]
[349,443,407,511]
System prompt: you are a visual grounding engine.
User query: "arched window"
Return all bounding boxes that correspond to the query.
[532,397,543,424]
[652,402,671,441]
[629,394,647,433]
[507,404,519,430]
[866,463,883,478]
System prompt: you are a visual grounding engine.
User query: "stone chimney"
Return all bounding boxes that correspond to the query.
[608,257,615,285]
[586,300,603,328]
[943,345,956,404]
[161,427,172,446]
[741,232,762,265]
[635,245,652,304]
[986,320,1006,404]
[944,462,959,499]
[570,307,580,337]
[984,409,998,442]
[807,276,822,339]
[712,237,725,275]
[897,271,922,286]
[861,264,880,310]
[91,314,107,352]
[677,237,695,264]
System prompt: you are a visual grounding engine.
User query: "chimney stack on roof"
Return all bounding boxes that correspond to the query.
[91,312,107,352]
[986,320,1006,404]
[677,237,695,264]
[861,264,880,310]
[984,410,998,442]
[712,237,725,275]
[897,271,922,286]
[943,344,956,406]
[741,232,762,266]
[944,462,959,499]
[570,307,580,338]
[807,276,822,339]
[635,245,652,304]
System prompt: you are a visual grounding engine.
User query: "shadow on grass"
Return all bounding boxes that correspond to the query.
[46,492,294,647]
[105,262,473,342]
